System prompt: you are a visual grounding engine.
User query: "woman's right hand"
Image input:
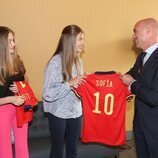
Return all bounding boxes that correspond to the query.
[9,96,25,106]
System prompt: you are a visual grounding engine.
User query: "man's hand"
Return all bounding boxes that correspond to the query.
[120,74,135,86]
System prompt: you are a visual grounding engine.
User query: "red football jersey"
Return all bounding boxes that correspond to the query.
[73,72,131,146]
[14,81,38,127]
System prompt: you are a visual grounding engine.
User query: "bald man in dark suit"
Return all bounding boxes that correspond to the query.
[121,18,158,158]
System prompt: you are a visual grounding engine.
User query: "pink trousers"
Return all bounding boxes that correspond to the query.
[0,104,29,158]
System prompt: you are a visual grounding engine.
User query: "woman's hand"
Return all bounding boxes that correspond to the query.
[68,75,86,87]
[9,96,25,106]
[9,82,19,93]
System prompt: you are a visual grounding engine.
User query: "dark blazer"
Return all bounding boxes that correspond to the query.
[127,48,158,136]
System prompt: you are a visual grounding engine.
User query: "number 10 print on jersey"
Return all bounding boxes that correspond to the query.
[73,72,131,146]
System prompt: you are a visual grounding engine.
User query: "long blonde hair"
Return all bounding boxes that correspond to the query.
[0,26,26,85]
[49,25,84,81]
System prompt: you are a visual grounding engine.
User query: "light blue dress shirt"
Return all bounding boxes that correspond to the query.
[143,43,158,65]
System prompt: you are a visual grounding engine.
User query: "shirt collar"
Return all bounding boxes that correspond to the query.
[144,43,158,55]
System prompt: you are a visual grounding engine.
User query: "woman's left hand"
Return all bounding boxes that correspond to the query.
[9,82,19,93]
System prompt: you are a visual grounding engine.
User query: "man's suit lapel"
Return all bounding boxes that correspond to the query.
[141,48,158,72]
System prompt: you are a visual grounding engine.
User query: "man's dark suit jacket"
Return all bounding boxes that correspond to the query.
[127,48,158,137]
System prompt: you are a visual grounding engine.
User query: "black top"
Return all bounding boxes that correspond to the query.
[0,73,24,98]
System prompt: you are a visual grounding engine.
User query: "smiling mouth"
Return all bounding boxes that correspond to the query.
[10,48,15,53]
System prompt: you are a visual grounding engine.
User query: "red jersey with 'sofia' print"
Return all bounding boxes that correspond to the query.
[73,72,131,146]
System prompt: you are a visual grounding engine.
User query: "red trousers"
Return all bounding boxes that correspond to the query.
[0,104,29,158]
